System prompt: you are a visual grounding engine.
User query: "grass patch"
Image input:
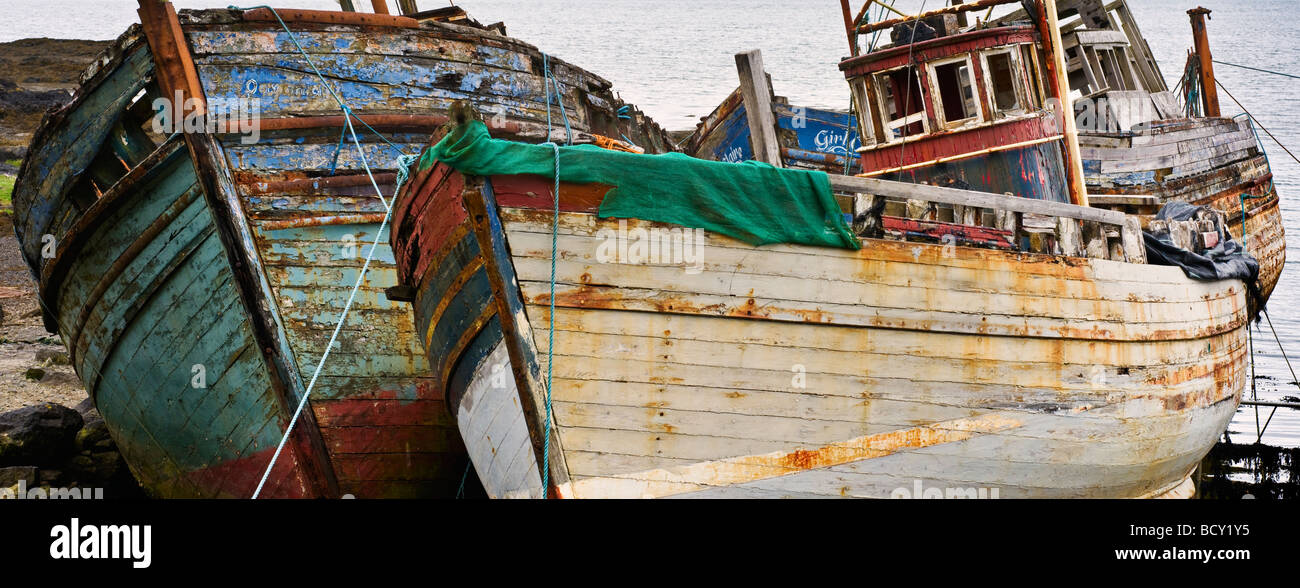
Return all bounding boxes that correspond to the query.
[4,159,19,167]
[0,174,15,213]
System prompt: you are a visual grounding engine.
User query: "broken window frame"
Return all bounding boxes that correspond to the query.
[849,77,879,148]
[871,65,929,144]
[980,47,1029,119]
[926,54,984,131]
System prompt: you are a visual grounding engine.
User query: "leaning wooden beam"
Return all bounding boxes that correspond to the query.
[734,50,783,167]
[1042,0,1090,208]
[827,173,1128,226]
[371,0,390,15]
[136,0,205,114]
[856,0,1019,34]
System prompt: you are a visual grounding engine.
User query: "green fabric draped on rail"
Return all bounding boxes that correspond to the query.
[417,120,861,250]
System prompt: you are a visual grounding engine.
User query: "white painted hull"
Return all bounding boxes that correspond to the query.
[448,208,1248,499]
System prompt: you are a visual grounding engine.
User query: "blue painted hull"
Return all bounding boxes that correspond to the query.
[10,8,666,497]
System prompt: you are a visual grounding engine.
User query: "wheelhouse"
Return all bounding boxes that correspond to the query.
[842,25,1050,147]
[838,17,1069,202]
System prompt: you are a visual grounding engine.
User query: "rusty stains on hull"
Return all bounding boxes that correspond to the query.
[569,412,1024,498]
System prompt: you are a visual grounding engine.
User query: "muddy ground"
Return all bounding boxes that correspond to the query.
[0,211,86,413]
[0,38,111,157]
[0,38,111,413]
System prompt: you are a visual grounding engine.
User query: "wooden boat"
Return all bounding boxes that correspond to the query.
[686,84,862,174]
[383,0,1262,499]
[391,113,1248,498]
[691,0,1283,301]
[9,2,668,498]
[1016,1,1286,301]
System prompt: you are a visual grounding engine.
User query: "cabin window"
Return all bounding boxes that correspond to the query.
[929,57,981,128]
[873,66,927,141]
[984,51,1021,114]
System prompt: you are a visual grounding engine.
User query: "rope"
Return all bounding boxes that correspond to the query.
[233,5,416,498]
[615,105,640,150]
[895,0,929,178]
[1213,60,1300,81]
[456,460,471,499]
[1216,79,1300,169]
[538,52,571,498]
[1258,308,1300,441]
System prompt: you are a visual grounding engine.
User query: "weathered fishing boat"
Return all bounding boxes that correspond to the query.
[391,109,1247,498]
[690,0,1283,301]
[1018,1,1286,301]
[686,82,862,174]
[10,1,667,498]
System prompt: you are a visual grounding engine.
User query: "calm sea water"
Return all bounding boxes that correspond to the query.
[5,1,1299,450]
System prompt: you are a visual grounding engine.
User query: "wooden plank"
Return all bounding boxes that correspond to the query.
[1088,195,1158,206]
[734,50,783,167]
[827,174,1126,225]
[240,7,418,28]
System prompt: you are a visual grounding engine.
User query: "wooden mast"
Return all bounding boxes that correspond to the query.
[1188,7,1221,118]
[1040,0,1089,207]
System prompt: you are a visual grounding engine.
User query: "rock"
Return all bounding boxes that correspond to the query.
[23,368,45,382]
[34,349,69,366]
[74,418,114,453]
[0,465,37,487]
[0,403,83,466]
[72,398,96,419]
[39,468,62,484]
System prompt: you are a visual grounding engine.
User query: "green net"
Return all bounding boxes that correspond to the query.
[417,120,861,250]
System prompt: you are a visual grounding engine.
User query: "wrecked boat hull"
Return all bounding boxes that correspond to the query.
[1080,117,1285,301]
[11,7,667,497]
[391,163,1248,498]
[687,88,863,174]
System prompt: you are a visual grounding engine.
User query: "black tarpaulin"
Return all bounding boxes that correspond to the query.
[1143,201,1263,317]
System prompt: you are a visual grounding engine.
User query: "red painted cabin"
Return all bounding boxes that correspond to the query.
[840,24,1069,202]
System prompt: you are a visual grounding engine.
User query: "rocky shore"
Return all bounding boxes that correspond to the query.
[1,37,142,498]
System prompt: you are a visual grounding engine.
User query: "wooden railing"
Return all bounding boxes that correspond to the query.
[828,173,1148,263]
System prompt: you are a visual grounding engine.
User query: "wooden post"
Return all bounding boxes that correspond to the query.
[371,0,390,15]
[1188,7,1220,118]
[735,50,784,167]
[338,0,356,11]
[397,0,419,15]
[1056,217,1083,256]
[840,0,859,56]
[1040,0,1090,208]
[953,0,969,28]
[1083,221,1109,259]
